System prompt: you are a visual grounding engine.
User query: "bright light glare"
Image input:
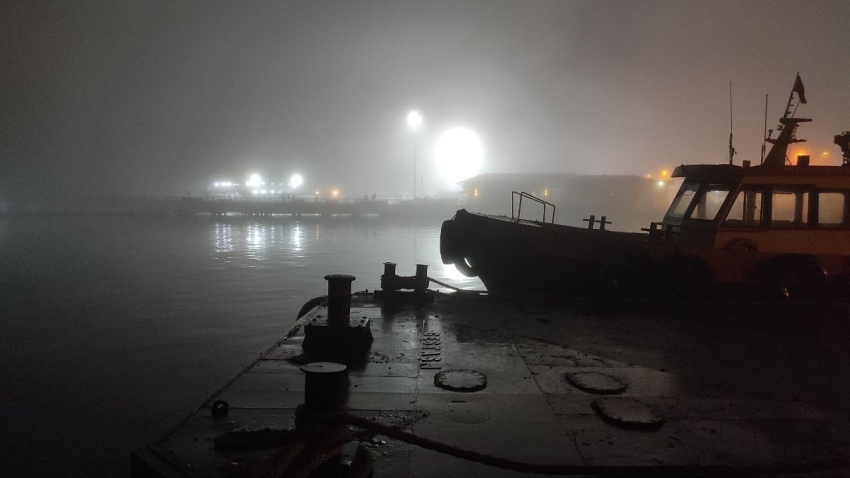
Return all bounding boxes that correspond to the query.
[289,174,304,189]
[407,110,422,131]
[246,174,263,188]
[434,127,484,185]
[332,190,339,197]
[657,181,665,187]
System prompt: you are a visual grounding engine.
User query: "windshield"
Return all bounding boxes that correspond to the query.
[665,182,732,221]
[665,182,700,219]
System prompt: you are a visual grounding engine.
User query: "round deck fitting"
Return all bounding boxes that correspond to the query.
[566,371,627,395]
[301,362,349,411]
[446,401,489,423]
[434,369,487,392]
[592,397,663,430]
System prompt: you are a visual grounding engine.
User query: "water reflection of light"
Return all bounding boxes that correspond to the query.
[213,223,233,253]
[290,224,303,251]
[246,223,267,256]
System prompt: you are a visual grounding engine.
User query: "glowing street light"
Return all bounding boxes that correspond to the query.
[407,110,422,201]
[407,110,422,131]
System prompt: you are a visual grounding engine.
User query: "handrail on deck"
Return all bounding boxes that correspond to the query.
[511,191,556,224]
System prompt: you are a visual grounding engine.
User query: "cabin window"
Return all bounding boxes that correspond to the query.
[771,189,808,227]
[818,192,846,226]
[690,184,731,220]
[724,189,763,228]
[665,182,700,219]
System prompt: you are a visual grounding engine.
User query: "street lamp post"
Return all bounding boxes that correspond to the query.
[407,110,422,202]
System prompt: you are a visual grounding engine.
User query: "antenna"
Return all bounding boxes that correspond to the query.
[761,94,768,163]
[728,81,735,165]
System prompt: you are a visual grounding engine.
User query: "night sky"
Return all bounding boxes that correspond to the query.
[3,0,849,198]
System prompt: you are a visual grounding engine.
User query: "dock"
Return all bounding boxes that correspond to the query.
[168,197,461,218]
[132,273,850,477]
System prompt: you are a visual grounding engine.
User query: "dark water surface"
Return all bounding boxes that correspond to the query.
[0,216,481,477]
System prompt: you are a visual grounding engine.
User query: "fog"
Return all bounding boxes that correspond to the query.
[2,0,849,199]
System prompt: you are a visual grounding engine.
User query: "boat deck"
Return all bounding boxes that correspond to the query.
[136,291,850,477]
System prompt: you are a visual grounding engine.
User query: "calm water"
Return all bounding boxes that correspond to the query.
[0,215,481,477]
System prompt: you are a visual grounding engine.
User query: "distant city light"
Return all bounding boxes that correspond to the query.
[315,190,319,195]
[251,189,259,195]
[407,110,422,131]
[331,190,339,197]
[246,174,264,188]
[289,174,304,189]
[661,169,669,177]
[658,181,665,187]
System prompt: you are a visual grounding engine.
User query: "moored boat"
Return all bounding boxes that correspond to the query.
[441,75,850,300]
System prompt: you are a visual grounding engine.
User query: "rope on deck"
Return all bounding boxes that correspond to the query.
[299,409,848,477]
[427,277,463,291]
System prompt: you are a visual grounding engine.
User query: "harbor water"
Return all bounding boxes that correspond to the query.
[0,215,482,477]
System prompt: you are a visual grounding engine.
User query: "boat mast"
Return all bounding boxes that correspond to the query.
[762,73,811,168]
[760,94,768,163]
[728,82,735,165]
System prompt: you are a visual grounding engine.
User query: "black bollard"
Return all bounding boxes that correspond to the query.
[324,274,355,327]
[415,264,429,292]
[301,362,349,412]
[381,262,398,292]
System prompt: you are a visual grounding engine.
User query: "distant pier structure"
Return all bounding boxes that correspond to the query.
[168,196,461,219]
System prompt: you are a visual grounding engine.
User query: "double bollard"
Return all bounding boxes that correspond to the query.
[380,262,429,293]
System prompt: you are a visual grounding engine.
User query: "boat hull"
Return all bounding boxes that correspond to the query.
[441,209,647,295]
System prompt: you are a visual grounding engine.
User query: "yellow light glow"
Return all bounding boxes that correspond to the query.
[332,190,339,197]
[661,169,669,177]
[544,189,548,197]
[474,189,478,198]
[822,151,830,156]
[315,190,319,195]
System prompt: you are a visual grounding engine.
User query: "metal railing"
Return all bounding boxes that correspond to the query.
[511,191,555,224]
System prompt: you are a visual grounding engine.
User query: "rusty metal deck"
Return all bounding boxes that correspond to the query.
[136,291,850,477]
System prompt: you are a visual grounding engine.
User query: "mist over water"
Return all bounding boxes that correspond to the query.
[0,216,480,477]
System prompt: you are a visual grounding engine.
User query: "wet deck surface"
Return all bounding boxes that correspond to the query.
[148,292,850,476]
